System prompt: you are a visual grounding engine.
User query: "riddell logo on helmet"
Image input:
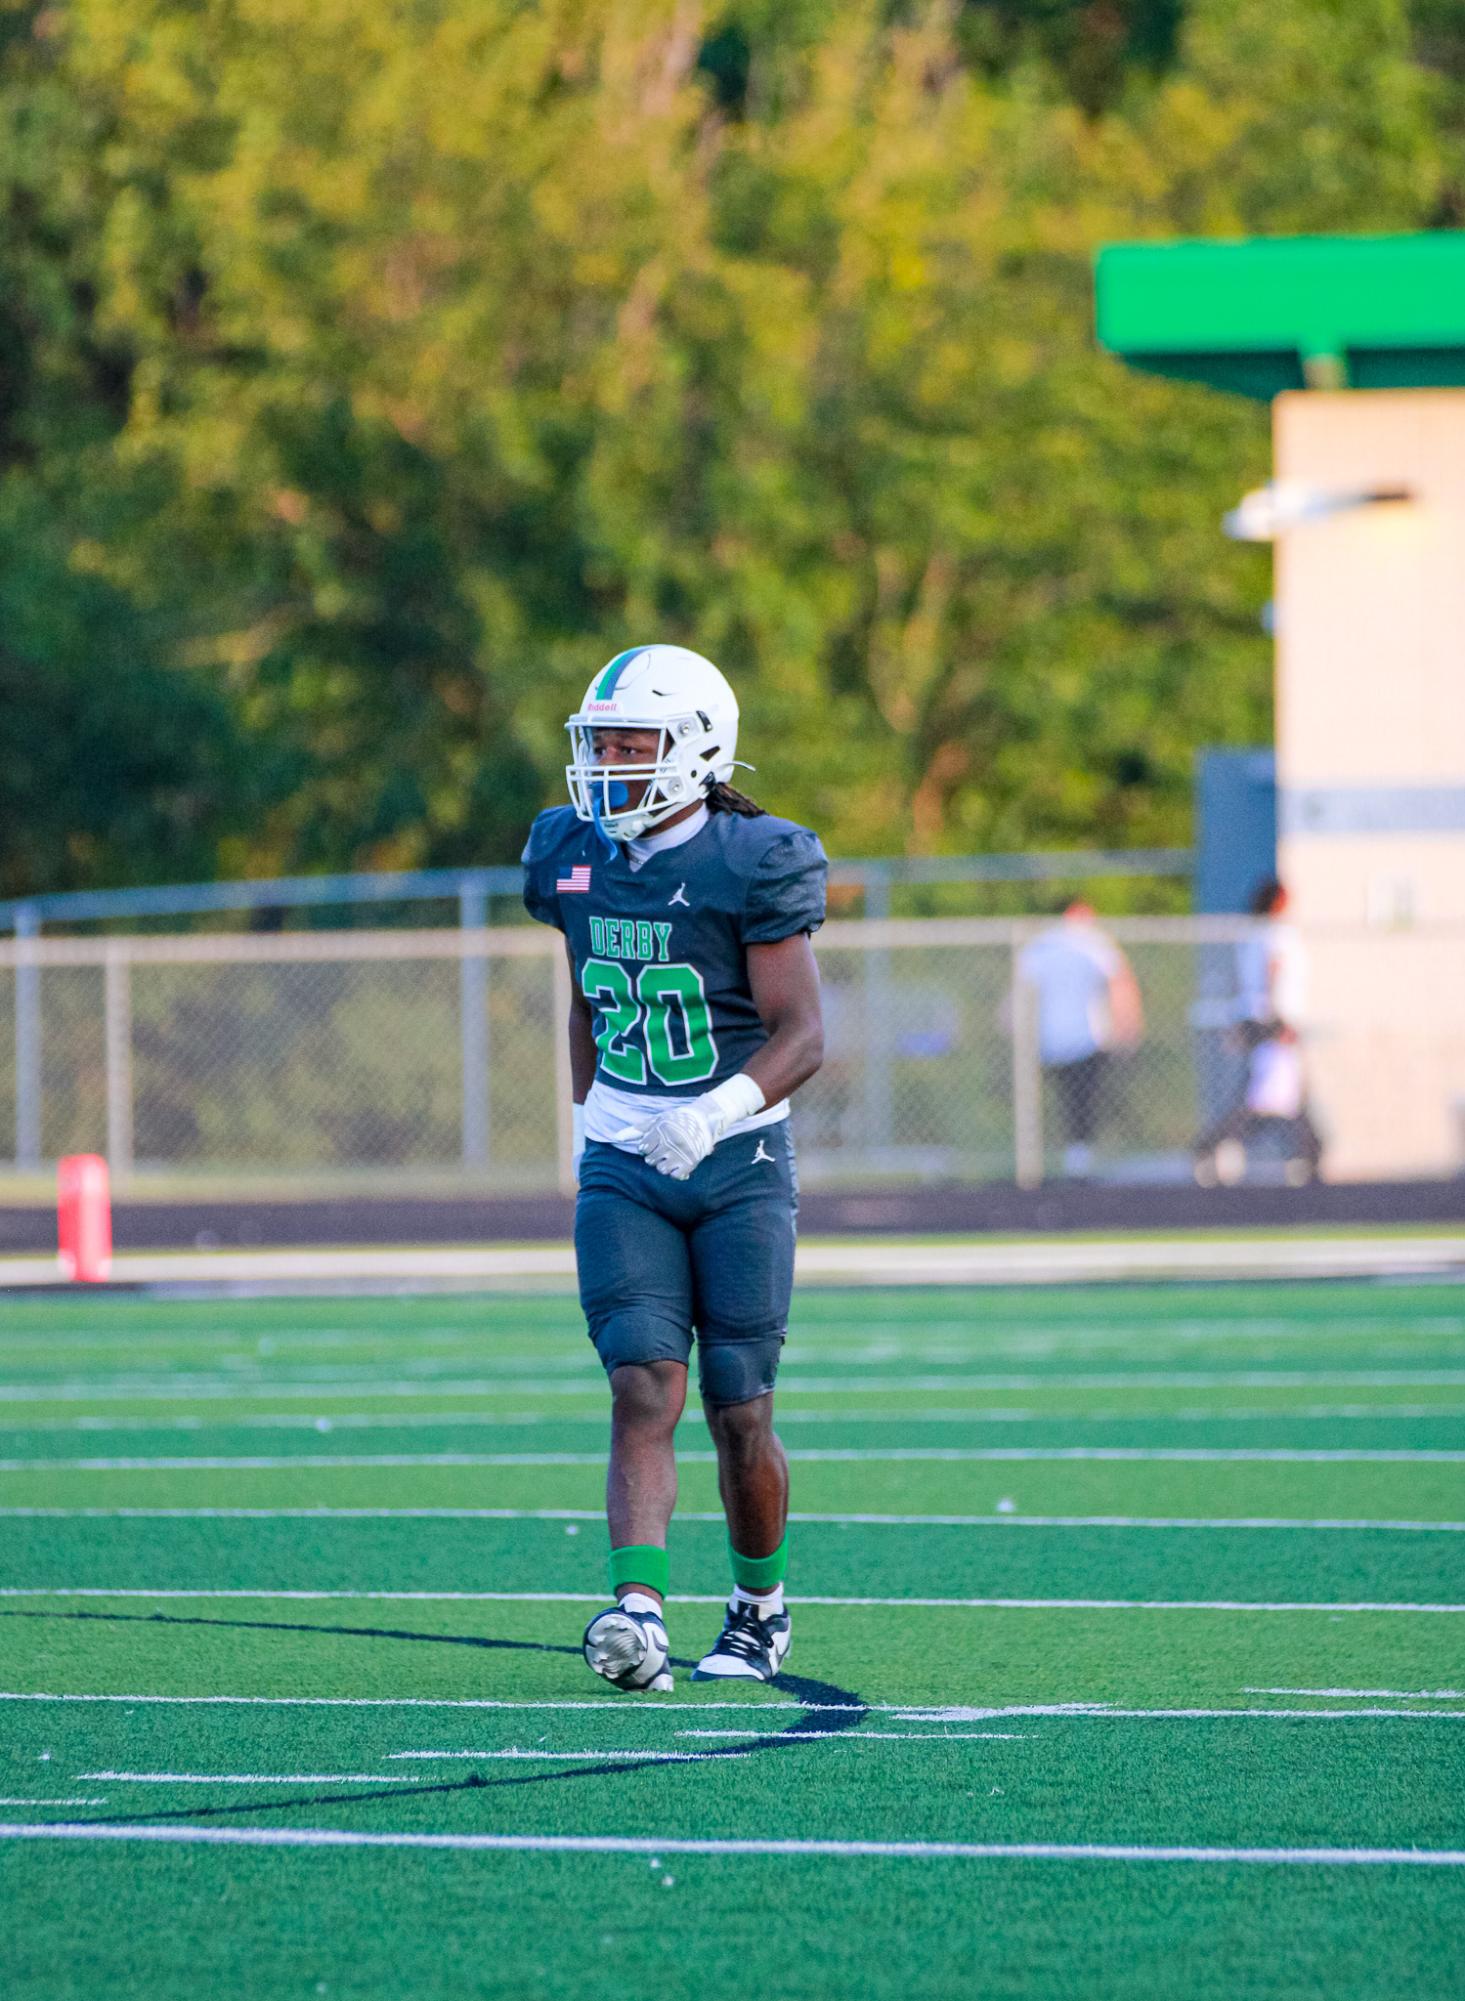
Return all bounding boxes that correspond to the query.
[585,700,619,712]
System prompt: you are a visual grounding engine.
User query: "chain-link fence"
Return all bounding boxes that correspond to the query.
[2,919,1463,1190]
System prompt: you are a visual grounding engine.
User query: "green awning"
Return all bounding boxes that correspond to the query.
[1095,233,1465,399]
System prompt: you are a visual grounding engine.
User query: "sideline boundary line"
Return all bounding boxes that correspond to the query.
[4,1231,1465,1288]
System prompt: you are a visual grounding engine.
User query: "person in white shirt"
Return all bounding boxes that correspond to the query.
[1015,901,1144,1178]
[1194,878,1324,1185]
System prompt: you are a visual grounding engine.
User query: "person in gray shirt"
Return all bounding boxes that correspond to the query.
[1016,901,1144,1179]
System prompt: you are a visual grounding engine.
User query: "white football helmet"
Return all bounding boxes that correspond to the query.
[566,644,740,842]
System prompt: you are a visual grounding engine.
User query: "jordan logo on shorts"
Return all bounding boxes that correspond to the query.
[668,883,690,908]
[752,1138,774,1164]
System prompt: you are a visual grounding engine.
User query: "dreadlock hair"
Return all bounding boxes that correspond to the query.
[705,779,766,818]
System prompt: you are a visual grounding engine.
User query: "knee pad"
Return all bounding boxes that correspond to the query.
[697,1331,784,1409]
[589,1309,692,1377]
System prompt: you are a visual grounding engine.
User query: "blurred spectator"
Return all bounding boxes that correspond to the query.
[1015,902,1144,1178]
[1194,878,1324,1185]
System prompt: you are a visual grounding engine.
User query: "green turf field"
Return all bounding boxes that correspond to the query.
[1,1280,1463,1999]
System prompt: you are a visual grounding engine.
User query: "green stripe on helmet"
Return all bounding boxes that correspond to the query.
[595,647,648,701]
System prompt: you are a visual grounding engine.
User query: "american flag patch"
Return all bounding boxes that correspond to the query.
[555,865,592,894]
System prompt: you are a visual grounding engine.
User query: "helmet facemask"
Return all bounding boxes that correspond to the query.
[565,710,731,843]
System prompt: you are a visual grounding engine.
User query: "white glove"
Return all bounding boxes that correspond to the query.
[632,1073,767,1181]
[637,1102,717,1180]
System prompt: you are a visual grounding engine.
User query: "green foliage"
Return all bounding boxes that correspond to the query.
[0,0,1456,894]
[0,489,242,893]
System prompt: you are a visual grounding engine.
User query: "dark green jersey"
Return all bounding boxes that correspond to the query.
[522,806,827,1100]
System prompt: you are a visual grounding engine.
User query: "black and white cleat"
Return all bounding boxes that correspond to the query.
[691,1601,791,1683]
[583,1605,673,1692]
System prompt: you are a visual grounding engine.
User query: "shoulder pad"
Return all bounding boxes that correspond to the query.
[521,805,582,869]
[739,819,828,944]
[521,806,585,929]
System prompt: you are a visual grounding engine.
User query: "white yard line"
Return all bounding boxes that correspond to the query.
[10,1312,1455,1346]
[0,1329,487,1354]
[835,1369,1465,1390]
[1244,1687,1465,1700]
[0,1504,1458,1531]
[376,1750,709,1762]
[387,1736,1026,1753]
[882,1704,1465,1721]
[1,1823,1462,1865]
[402,1749,711,1762]
[4,1446,1464,1468]
[0,1505,610,1519]
[2,1506,1459,1532]
[78,1771,422,1785]
[781,1404,1465,1423]
[0,1378,597,1404]
[0,1452,627,1468]
[737,1446,1465,1464]
[11,1313,1455,1354]
[6,1366,1465,1403]
[0,1380,604,1404]
[5,1690,835,1711]
[3,1586,1463,1612]
[4,1403,1463,1434]
[673,1730,1028,1741]
[0,1414,543,1433]
[768,1510,1465,1532]
[5,1692,1463,1719]
[6,1409,688,1432]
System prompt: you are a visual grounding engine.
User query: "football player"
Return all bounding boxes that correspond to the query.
[522,644,826,1690]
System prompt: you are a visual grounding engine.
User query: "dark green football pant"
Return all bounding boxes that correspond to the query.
[574,1124,798,1407]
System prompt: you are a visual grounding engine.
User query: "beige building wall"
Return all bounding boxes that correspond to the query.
[1273,390,1465,1177]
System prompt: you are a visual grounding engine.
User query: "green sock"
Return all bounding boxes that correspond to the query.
[729,1534,788,1596]
[608,1543,669,1600]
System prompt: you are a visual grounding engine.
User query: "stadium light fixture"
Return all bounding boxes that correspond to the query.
[1222,481,1413,542]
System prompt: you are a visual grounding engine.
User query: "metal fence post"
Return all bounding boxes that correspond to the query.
[1010,931,1044,1188]
[14,905,41,1170]
[104,942,134,1179]
[459,884,490,1171]
[862,864,895,1167]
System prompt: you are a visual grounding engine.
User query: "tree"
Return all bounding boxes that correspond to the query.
[0,0,1455,894]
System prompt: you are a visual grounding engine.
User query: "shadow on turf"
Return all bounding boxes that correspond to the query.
[3,1607,867,1826]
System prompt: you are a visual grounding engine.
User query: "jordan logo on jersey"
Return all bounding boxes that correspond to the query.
[752,1138,775,1164]
[668,882,690,908]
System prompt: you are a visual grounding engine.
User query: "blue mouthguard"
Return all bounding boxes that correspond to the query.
[588,776,632,857]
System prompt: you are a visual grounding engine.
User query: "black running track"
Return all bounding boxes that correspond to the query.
[1,1178,1461,1254]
